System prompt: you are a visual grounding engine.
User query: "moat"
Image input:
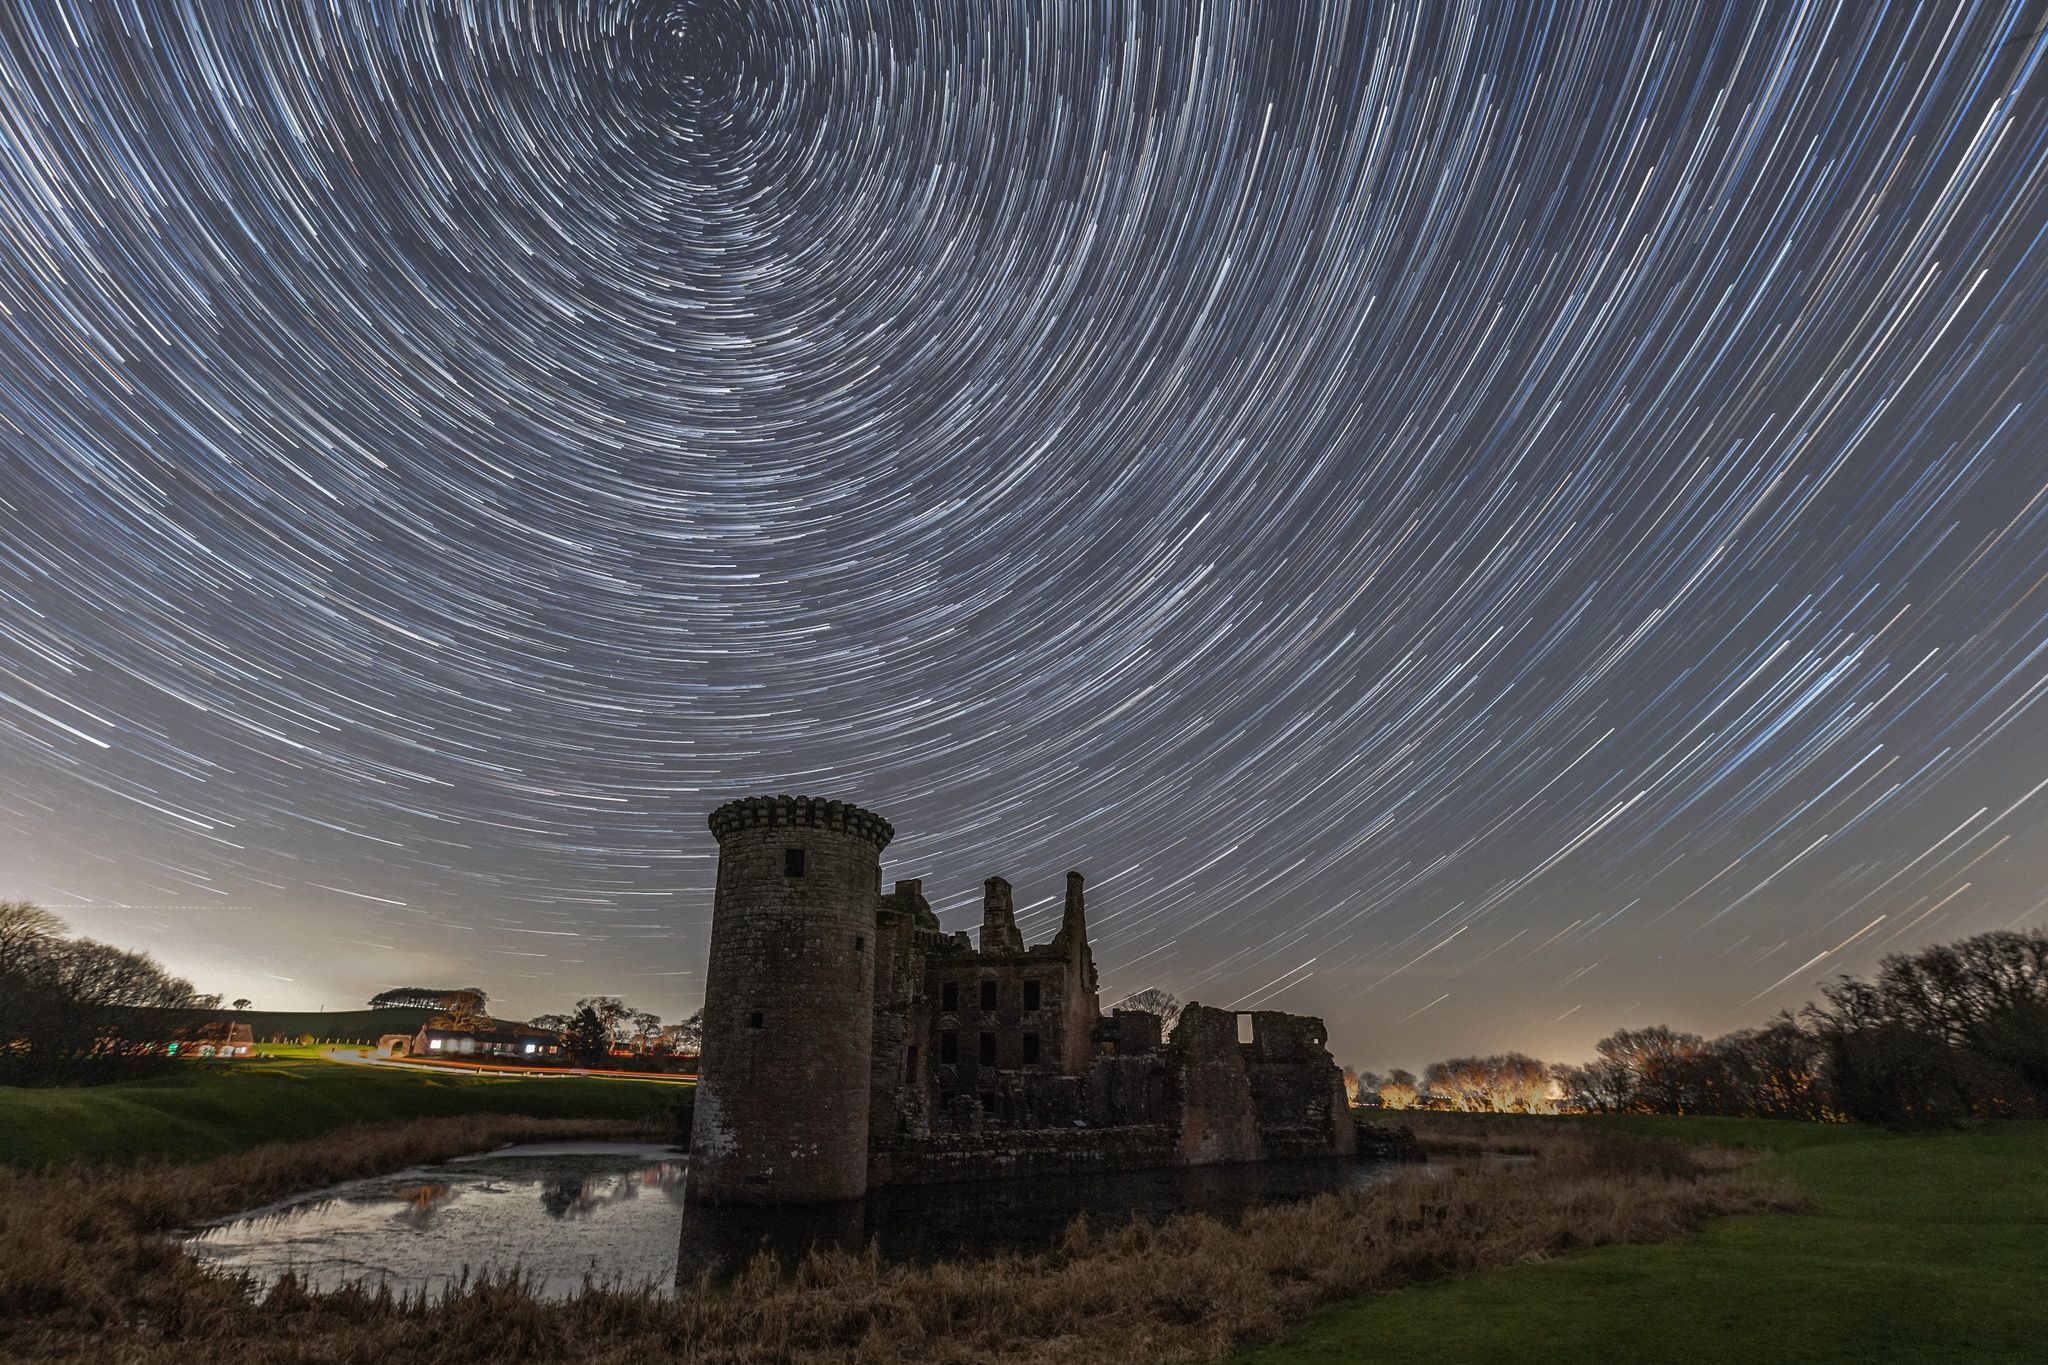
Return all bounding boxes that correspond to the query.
[184,1141,1405,1298]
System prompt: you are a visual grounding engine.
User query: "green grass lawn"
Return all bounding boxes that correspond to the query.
[1233,1115,2048,1365]
[0,1054,690,1169]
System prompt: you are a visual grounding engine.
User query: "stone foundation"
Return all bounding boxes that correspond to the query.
[870,1125,1179,1186]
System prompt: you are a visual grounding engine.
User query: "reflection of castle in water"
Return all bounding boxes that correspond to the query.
[673,1156,1399,1284]
[687,795,1357,1208]
[540,1161,686,1219]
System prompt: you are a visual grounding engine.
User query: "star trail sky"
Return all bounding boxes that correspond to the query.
[3,1,2047,1066]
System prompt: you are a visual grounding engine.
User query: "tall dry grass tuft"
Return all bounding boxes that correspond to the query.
[1,1117,1802,1364]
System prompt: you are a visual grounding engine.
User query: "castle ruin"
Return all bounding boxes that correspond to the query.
[687,795,1356,1205]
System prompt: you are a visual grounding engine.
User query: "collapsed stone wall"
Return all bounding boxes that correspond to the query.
[1168,1005,1264,1164]
[865,1003,1352,1189]
[1167,1004,1356,1166]
[1241,1010,1358,1160]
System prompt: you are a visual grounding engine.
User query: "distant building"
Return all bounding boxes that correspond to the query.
[412,1023,562,1061]
[688,795,1356,1206]
[174,1021,254,1058]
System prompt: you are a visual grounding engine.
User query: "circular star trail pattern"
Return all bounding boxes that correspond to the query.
[4,1,2048,1060]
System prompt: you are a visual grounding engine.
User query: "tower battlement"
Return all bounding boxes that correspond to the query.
[708,794,893,848]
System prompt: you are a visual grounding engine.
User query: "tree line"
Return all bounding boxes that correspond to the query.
[523,998,702,1067]
[0,902,219,1086]
[1354,929,2048,1124]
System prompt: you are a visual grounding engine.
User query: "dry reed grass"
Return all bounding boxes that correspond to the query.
[1,1116,1801,1364]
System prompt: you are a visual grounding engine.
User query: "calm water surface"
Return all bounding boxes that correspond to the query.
[184,1142,1401,1299]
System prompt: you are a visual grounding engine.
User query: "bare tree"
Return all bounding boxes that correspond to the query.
[528,1012,574,1037]
[0,902,213,1086]
[1808,929,2048,1122]
[575,996,632,1050]
[1421,1053,1556,1112]
[659,1009,704,1055]
[1376,1068,1419,1110]
[1593,1026,1710,1114]
[628,1009,663,1052]
[1109,987,1184,1036]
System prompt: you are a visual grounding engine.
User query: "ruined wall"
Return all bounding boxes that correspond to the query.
[1105,1008,1163,1055]
[920,874,1094,1126]
[1242,1010,1357,1160]
[688,796,890,1205]
[1168,1005,1263,1164]
[871,1125,1178,1187]
[1086,1052,1170,1126]
[1053,872,1101,1072]
[868,879,932,1145]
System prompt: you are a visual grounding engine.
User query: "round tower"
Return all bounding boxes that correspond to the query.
[687,794,892,1204]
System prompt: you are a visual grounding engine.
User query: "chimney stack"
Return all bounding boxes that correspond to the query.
[980,876,1023,953]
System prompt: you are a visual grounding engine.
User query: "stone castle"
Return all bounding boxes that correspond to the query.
[686,795,1355,1205]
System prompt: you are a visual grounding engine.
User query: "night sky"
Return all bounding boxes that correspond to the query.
[3,2,2047,1069]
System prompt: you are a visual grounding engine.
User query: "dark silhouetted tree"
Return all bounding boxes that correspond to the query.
[0,901,212,1086]
[1110,987,1184,1036]
[1377,1068,1419,1110]
[564,1005,610,1066]
[1807,930,2048,1122]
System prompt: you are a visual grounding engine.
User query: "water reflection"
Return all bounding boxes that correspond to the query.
[393,1181,457,1227]
[186,1143,691,1298]
[539,1160,685,1220]
[675,1158,1399,1283]
[186,1143,1399,1301]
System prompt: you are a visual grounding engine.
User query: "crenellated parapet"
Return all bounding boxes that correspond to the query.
[708,794,894,849]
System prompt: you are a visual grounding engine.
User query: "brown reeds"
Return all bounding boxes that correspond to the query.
[1,1117,1802,1364]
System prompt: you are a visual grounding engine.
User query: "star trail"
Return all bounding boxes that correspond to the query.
[3,1,2047,1065]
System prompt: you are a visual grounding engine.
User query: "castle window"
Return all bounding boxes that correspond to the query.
[1237,1013,1256,1045]
[980,980,998,1011]
[784,847,806,877]
[749,1012,764,1029]
[941,981,958,1012]
[1022,1032,1040,1064]
[940,1031,958,1063]
[853,934,864,952]
[979,1092,997,1113]
[1023,980,1041,1011]
[979,1032,997,1065]
[906,1044,918,1078]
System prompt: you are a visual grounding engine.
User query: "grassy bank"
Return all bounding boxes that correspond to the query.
[0,1054,688,1168]
[1234,1115,2048,1365]
[2,1117,1789,1363]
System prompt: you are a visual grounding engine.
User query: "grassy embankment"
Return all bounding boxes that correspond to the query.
[1235,1114,2048,1365]
[0,1052,688,1168]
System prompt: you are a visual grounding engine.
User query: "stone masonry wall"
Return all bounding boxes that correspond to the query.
[870,1125,1178,1186]
[688,796,889,1205]
[1168,1005,1263,1164]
